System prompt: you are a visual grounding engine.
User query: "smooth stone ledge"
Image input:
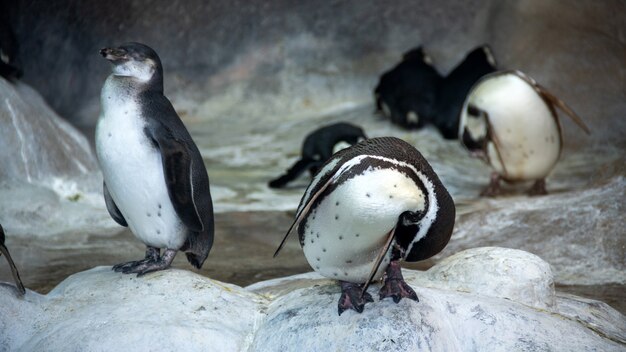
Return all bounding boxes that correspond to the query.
[1,247,624,351]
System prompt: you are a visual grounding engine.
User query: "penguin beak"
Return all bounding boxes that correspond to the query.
[100,47,128,61]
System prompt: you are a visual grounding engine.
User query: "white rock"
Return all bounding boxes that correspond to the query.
[1,247,623,351]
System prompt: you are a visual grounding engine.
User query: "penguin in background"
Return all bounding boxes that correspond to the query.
[435,45,497,139]
[274,137,455,315]
[96,43,214,275]
[459,70,591,196]
[0,224,26,296]
[269,122,367,189]
[374,47,442,129]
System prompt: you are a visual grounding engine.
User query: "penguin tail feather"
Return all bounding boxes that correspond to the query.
[185,252,203,269]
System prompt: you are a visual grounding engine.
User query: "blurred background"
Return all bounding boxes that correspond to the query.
[0,0,624,312]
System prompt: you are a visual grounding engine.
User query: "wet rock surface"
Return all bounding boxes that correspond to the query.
[1,248,623,351]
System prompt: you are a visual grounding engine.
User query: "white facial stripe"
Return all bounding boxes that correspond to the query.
[466,113,488,140]
[113,58,156,82]
[332,141,351,155]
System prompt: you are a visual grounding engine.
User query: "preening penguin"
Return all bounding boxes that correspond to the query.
[268,122,367,188]
[274,137,455,315]
[96,43,214,275]
[0,224,25,296]
[374,47,442,129]
[459,70,590,196]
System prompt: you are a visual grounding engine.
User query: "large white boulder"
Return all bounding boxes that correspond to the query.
[1,247,623,351]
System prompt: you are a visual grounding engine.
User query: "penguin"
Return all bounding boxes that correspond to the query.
[274,137,455,315]
[96,42,214,275]
[0,224,25,296]
[458,70,591,196]
[268,122,367,188]
[434,45,497,139]
[374,47,442,129]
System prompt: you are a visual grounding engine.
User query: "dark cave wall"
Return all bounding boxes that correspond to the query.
[7,0,626,144]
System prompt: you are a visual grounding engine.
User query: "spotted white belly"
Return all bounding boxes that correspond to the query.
[301,168,426,283]
[469,74,561,181]
[95,83,186,249]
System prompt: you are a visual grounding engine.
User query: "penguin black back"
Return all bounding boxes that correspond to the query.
[375,47,443,129]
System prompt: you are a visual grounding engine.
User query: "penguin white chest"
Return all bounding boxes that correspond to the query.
[95,92,186,249]
[470,75,561,181]
[301,167,425,283]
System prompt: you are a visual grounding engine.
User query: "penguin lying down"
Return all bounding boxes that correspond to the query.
[269,122,367,188]
[459,70,591,196]
[0,224,25,296]
[375,45,497,139]
[96,43,214,275]
[275,137,455,315]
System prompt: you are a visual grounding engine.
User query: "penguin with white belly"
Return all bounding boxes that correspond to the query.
[459,70,590,196]
[274,137,455,315]
[96,43,214,275]
[268,122,367,188]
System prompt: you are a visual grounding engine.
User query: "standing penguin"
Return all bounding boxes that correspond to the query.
[0,224,25,295]
[374,47,442,129]
[96,43,214,275]
[274,137,455,315]
[268,122,367,188]
[459,70,590,196]
[435,45,496,139]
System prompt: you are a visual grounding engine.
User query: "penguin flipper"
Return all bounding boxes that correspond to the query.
[103,182,128,227]
[150,129,204,233]
[273,175,334,257]
[0,225,25,295]
[360,224,397,298]
[535,85,591,135]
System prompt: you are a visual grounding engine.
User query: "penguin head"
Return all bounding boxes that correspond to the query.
[460,103,489,156]
[100,42,163,83]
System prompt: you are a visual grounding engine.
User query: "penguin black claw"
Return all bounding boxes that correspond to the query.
[338,281,374,315]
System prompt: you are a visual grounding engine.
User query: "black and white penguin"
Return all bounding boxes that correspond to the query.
[268,122,367,188]
[274,137,455,315]
[458,70,590,196]
[434,45,496,139]
[374,47,442,129]
[96,43,214,275]
[0,224,25,295]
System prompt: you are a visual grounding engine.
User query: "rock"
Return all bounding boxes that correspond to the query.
[1,247,623,351]
[439,176,626,286]
[0,78,97,184]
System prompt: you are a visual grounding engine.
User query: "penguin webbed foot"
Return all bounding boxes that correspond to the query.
[379,261,418,303]
[338,281,374,315]
[480,172,502,197]
[527,179,548,196]
[113,248,176,276]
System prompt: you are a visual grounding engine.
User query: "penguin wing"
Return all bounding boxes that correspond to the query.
[103,182,128,227]
[149,125,205,233]
[273,173,335,257]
